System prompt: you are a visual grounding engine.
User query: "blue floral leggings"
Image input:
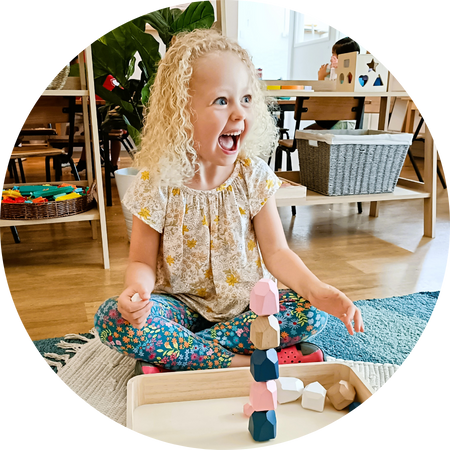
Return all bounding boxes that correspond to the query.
[94,290,328,371]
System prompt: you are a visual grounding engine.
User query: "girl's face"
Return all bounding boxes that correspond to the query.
[189,51,254,170]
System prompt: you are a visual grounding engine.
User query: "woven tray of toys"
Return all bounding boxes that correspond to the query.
[1,181,96,220]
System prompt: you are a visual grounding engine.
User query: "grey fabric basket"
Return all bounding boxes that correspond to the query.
[295,130,413,196]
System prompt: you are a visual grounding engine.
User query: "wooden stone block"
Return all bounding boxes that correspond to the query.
[248,410,277,442]
[250,348,279,382]
[275,377,304,404]
[243,402,254,417]
[250,315,280,350]
[250,279,279,316]
[327,380,356,411]
[301,381,327,412]
[249,380,277,411]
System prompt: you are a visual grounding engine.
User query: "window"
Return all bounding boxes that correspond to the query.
[294,13,330,45]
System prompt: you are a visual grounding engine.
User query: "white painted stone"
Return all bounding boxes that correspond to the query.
[131,293,141,302]
[301,381,327,412]
[275,377,304,404]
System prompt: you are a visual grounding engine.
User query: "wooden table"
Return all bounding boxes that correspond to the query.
[265,89,437,238]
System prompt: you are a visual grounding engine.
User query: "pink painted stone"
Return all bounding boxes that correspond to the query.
[249,380,278,411]
[250,279,279,316]
[243,402,254,417]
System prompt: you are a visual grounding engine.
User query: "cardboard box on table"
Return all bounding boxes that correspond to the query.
[335,51,388,93]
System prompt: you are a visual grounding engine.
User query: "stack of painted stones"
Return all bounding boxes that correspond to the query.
[245,279,281,442]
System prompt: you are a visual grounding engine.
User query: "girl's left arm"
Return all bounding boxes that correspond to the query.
[253,196,364,335]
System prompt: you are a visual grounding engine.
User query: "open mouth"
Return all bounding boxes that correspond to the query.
[218,131,242,153]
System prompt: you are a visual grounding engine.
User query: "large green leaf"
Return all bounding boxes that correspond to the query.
[141,79,151,106]
[94,80,134,114]
[123,116,142,147]
[137,8,175,47]
[120,22,160,83]
[126,55,136,80]
[170,2,215,34]
[92,40,130,87]
[92,16,145,87]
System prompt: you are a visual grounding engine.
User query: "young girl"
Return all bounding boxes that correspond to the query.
[94,29,364,373]
[314,36,361,130]
[318,36,361,81]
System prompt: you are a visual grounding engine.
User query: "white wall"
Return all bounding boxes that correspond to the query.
[290,27,338,79]
[237,1,290,80]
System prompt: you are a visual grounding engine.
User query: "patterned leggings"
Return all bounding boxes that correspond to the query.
[94,290,328,371]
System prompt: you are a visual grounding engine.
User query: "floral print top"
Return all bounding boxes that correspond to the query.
[122,157,282,322]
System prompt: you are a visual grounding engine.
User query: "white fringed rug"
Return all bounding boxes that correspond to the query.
[44,330,400,427]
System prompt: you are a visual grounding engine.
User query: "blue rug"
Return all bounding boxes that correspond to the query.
[310,291,439,365]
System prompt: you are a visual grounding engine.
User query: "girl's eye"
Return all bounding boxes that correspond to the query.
[242,95,252,104]
[214,97,227,105]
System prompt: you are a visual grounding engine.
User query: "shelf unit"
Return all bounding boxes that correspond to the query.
[1,46,110,268]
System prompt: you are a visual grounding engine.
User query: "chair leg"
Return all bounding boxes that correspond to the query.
[407,149,424,182]
[53,156,62,181]
[10,226,20,244]
[286,152,293,171]
[274,146,283,171]
[438,163,447,189]
[69,158,80,181]
[10,160,20,183]
[357,202,363,214]
[45,156,52,182]
[8,161,14,179]
[17,159,26,183]
[291,206,296,216]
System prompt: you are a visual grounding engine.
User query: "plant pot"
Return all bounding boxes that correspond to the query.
[115,167,139,241]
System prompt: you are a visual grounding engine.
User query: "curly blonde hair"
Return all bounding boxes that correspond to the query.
[135,28,279,187]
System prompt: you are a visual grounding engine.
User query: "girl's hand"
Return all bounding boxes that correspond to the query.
[318,64,328,80]
[117,286,153,329]
[308,283,364,335]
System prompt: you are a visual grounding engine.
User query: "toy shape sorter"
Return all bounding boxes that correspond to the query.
[246,279,280,442]
[335,51,388,93]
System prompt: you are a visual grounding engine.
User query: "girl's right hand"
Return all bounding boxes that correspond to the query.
[117,286,153,329]
[318,64,328,80]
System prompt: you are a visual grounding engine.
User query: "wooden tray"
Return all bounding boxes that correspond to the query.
[127,362,373,448]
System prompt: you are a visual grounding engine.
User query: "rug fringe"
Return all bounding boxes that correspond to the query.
[43,358,64,371]
[56,341,86,353]
[62,333,91,342]
[44,352,71,363]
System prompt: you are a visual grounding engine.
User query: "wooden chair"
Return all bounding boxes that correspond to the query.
[273,96,365,216]
[10,96,82,182]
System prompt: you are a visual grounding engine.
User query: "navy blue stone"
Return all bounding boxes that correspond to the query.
[348,402,361,412]
[250,349,279,382]
[248,410,277,442]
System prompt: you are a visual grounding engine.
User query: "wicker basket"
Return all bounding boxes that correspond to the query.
[46,64,70,90]
[1,184,95,220]
[295,130,413,196]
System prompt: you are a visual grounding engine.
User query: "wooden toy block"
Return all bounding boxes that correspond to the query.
[250,348,279,382]
[335,51,388,93]
[249,380,277,411]
[301,381,327,412]
[248,410,277,442]
[275,377,304,404]
[243,402,254,417]
[348,401,361,412]
[250,315,280,350]
[327,380,356,411]
[250,279,279,316]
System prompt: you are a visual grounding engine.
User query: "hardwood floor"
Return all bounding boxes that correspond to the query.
[2,150,448,340]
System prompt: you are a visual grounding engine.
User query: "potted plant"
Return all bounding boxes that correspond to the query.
[91,2,215,240]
